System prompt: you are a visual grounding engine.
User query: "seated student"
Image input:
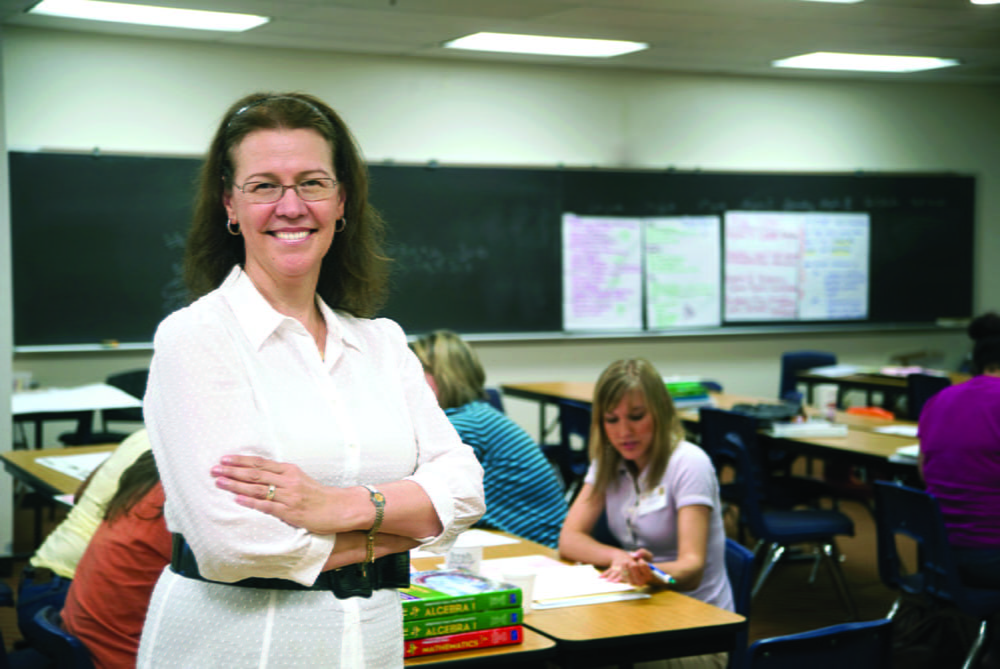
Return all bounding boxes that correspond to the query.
[18,429,151,630]
[559,358,732,669]
[919,312,1000,667]
[411,330,568,548]
[60,450,170,669]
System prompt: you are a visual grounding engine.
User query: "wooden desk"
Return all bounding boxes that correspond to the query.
[796,370,968,408]
[412,533,745,668]
[1,444,117,496]
[501,382,919,469]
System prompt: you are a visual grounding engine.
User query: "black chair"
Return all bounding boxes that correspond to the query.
[725,538,755,669]
[711,425,858,619]
[779,351,837,405]
[59,369,147,446]
[540,399,592,501]
[29,606,94,669]
[874,481,1000,669]
[484,387,505,413]
[905,373,951,420]
[746,618,893,669]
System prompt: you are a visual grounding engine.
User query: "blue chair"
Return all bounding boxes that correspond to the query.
[540,399,591,500]
[30,606,94,669]
[699,408,839,514]
[747,618,893,669]
[779,351,837,405]
[484,387,505,413]
[710,426,858,619]
[725,539,755,669]
[905,373,950,420]
[874,481,1000,669]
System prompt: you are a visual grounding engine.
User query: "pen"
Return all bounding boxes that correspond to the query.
[648,563,676,586]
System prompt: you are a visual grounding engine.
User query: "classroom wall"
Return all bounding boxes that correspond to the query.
[5,27,999,442]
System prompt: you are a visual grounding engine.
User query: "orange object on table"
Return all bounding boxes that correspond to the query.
[846,406,895,420]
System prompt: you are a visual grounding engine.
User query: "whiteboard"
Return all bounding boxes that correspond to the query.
[724,211,870,322]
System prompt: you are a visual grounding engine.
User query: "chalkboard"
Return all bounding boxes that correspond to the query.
[9,151,975,348]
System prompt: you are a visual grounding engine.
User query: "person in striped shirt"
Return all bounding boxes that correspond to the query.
[412,331,568,548]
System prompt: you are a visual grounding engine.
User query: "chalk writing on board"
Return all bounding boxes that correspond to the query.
[391,242,490,275]
[645,217,722,329]
[724,211,870,322]
[562,214,643,331]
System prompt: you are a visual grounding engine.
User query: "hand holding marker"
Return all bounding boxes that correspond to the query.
[629,549,676,585]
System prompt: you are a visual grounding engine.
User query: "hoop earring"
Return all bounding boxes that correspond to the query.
[227,219,241,236]
[335,217,347,233]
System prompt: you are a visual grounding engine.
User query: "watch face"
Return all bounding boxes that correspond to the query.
[374,492,386,504]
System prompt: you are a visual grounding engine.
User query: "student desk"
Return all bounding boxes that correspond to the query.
[12,384,143,449]
[2,444,117,549]
[500,382,919,470]
[795,369,968,408]
[2,444,117,496]
[412,533,745,668]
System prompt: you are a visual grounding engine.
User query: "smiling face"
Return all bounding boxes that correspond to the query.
[222,127,345,292]
[602,389,656,471]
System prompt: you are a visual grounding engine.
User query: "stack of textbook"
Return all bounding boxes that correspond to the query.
[664,379,714,409]
[400,570,525,659]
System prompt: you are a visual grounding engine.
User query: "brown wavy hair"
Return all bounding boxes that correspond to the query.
[588,359,684,498]
[183,92,390,316]
[104,450,162,525]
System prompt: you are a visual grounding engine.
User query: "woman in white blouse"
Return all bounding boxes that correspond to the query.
[138,92,485,668]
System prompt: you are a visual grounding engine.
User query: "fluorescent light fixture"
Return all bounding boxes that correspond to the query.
[773,51,959,73]
[28,0,269,31]
[443,32,648,58]
[798,0,865,3]
[971,0,1000,5]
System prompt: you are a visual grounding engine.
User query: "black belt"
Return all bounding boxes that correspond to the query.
[170,533,409,599]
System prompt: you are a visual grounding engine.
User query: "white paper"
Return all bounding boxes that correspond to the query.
[723,211,870,322]
[36,451,113,481]
[875,425,919,438]
[12,383,142,415]
[645,216,722,329]
[479,554,637,604]
[562,214,643,331]
[410,528,520,559]
[894,444,920,458]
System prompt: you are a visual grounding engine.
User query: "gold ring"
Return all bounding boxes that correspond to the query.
[265,484,276,502]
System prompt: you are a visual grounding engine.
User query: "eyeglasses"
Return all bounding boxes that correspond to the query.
[235,177,337,204]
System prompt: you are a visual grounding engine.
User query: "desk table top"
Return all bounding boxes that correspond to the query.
[2,444,117,495]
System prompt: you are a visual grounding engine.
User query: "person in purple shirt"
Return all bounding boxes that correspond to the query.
[920,311,1000,588]
[919,312,1000,668]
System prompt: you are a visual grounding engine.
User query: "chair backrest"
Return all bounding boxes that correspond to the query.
[31,605,95,669]
[779,351,837,402]
[873,481,968,605]
[699,408,765,481]
[747,618,894,669]
[484,387,505,413]
[697,414,769,538]
[725,538,755,669]
[103,368,149,424]
[905,373,951,420]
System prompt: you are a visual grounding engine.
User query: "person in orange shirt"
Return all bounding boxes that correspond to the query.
[61,451,170,669]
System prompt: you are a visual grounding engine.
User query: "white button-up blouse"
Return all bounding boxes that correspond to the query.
[138,266,484,667]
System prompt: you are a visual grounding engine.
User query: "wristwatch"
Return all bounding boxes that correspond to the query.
[362,484,386,566]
